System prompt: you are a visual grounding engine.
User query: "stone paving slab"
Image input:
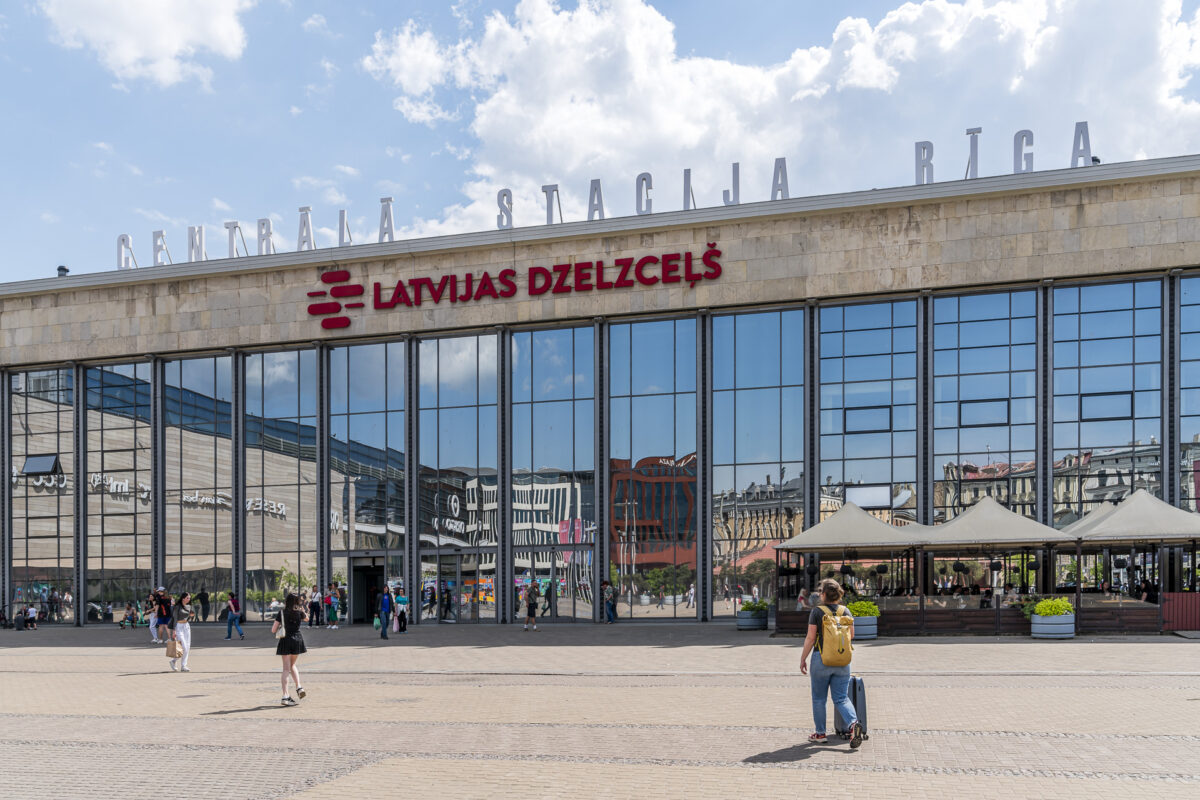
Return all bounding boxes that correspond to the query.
[1,623,1197,798]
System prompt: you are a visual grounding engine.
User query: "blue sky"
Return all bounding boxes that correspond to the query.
[3,0,1200,280]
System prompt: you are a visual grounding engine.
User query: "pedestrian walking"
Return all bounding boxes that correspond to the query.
[687,583,696,608]
[224,591,244,640]
[326,583,339,629]
[308,585,322,628]
[272,593,308,706]
[376,584,392,640]
[396,591,408,633]
[799,578,863,748]
[169,592,195,672]
[601,580,616,623]
[523,582,539,631]
[154,587,172,644]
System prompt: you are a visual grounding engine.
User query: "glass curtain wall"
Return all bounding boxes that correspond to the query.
[163,357,233,612]
[245,351,318,621]
[609,319,697,619]
[1052,281,1162,526]
[330,342,406,622]
[933,291,1038,521]
[819,301,918,524]
[712,310,804,616]
[1180,277,1200,511]
[86,364,152,616]
[9,369,75,622]
[511,327,596,621]
[418,334,498,623]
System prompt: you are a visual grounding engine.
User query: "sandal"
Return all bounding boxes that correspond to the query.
[807,733,827,743]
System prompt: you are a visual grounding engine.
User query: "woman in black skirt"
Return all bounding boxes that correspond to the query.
[272,593,308,706]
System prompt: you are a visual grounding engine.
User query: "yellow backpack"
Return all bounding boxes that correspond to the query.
[818,604,854,666]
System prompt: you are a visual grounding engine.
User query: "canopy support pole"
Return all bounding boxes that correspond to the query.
[917,547,925,633]
[1075,538,1083,635]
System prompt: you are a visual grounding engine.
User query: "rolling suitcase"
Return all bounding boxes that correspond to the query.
[834,675,869,740]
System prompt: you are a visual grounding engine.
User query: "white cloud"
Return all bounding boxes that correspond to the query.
[319,57,337,77]
[289,105,303,116]
[212,197,232,212]
[302,13,330,35]
[126,163,143,176]
[291,175,347,205]
[40,211,60,223]
[385,146,412,163]
[334,164,360,177]
[134,207,185,227]
[39,0,255,90]
[356,0,1200,239]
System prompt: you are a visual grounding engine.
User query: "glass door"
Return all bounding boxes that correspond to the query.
[514,546,594,622]
[420,550,496,623]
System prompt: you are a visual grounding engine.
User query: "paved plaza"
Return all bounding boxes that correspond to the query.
[1,622,1198,799]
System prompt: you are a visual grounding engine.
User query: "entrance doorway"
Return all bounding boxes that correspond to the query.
[419,550,496,623]
[351,563,384,625]
[513,547,595,622]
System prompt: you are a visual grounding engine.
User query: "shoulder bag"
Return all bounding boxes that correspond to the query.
[275,612,287,640]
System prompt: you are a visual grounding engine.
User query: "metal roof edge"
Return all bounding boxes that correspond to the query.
[5,152,1200,299]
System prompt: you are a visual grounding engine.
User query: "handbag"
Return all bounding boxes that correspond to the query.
[165,639,182,658]
[373,615,381,631]
[275,612,286,640]
[392,613,399,633]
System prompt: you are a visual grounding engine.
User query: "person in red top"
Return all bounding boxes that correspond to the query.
[224,591,244,640]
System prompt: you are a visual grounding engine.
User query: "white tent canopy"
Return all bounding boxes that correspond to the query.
[1078,489,1200,543]
[1060,501,1116,535]
[923,496,1073,549]
[775,502,928,552]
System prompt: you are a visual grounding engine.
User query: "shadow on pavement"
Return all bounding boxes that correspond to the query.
[201,705,287,716]
[743,744,820,763]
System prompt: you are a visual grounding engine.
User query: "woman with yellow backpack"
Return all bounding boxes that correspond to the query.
[799,578,864,748]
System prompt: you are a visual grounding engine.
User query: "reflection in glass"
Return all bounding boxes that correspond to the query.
[712,310,804,618]
[1052,281,1161,527]
[610,319,697,619]
[820,301,917,524]
[933,292,1037,522]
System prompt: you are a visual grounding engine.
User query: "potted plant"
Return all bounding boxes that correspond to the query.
[846,599,880,640]
[736,599,769,631]
[1030,596,1075,639]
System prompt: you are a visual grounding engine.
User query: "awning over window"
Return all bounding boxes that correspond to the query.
[20,454,61,475]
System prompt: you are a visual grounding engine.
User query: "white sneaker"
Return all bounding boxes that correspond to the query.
[169,660,177,671]
[181,667,190,672]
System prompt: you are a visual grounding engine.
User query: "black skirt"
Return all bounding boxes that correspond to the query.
[276,633,307,656]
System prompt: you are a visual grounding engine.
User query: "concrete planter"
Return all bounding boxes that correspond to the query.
[852,616,878,640]
[1031,613,1075,639]
[736,610,768,631]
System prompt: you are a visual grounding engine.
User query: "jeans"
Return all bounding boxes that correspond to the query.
[809,651,856,734]
[379,611,390,638]
[226,612,243,638]
[604,601,616,623]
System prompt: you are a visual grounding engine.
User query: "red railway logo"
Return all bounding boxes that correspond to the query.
[306,269,364,328]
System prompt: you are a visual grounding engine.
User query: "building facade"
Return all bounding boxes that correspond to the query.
[4,155,1200,625]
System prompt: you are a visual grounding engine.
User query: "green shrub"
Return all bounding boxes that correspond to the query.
[1033,596,1075,617]
[846,600,880,618]
[739,599,769,614]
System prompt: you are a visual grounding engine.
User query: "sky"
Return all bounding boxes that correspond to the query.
[3,0,1200,280]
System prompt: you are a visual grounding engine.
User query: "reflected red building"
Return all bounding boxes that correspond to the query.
[608,454,697,572]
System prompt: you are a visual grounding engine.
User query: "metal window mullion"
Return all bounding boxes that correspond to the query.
[594,317,608,622]
[804,301,819,530]
[917,294,932,525]
[1036,284,1053,526]
[72,363,88,626]
[315,345,331,595]
[697,311,712,621]
[497,327,512,624]
[231,351,247,604]
[1165,272,1180,507]
[404,338,420,625]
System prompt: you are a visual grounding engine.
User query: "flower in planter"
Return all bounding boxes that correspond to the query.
[1033,596,1074,617]
[846,600,880,617]
[739,599,769,615]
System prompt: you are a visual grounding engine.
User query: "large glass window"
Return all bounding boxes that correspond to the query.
[417,334,498,623]
[330,341,406,621]
[245,351,318,620]
[511,326,596,621]
[86,364,152,615]
[163,357,233,611]
[819,301,918,523]
[1052,281,1162,526]
[10,369,75,622]
[609,318,697,618]
[933,291,1038,521]
[1180,277,1200,511]
[712,309,804,616]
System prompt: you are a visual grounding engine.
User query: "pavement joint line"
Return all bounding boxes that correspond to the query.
[5,712,1198,742]
[4,736,1198,783]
